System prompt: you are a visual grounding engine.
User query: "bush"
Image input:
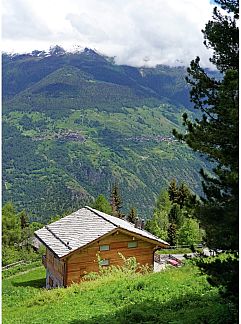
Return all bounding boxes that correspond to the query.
[83,253,152,281]
[2,245,42,267]
[177,218,202,245]
[195,252,239,307]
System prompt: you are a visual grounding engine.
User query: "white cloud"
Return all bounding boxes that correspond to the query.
[2,0,216,67]
[66,13,109,42]
[2,0,51,39]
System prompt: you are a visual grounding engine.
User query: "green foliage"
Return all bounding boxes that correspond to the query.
[2,263,236,323]
[168,179,199,211]
[168,203,184,227]
[203,0,238,72]
[2,246,42,267]
[2,122,92,222]
[145,190,171,240]
[126,207,138,223]
[92,194,112,214]
[174,1,238,251]
[29,221,44,232]
[19,209,29,229]
[84,253,151,281]
[2,202,43,266]
[146,183,202,245]
[173,0,239,306]
[168,179,179,203]
[177,218,202,246]
[2,202,21,246]
[2,246,24,266]
[48,215,61,224]
[2,106,210,222]
[2,260,42,279]
[2,50,213,222]
[195,252,238,308]
[155,188,172,212]
[110,182,124,218]
[167,223,177,246]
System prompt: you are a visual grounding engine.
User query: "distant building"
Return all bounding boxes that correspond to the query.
[35,206,169,288]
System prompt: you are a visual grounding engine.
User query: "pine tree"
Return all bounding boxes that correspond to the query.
[19,210,29,230]
[18,210,31,248]
[168,179,179,204]
[173,0,238,251]
[173,0,238,308]
[127,207,138,223]
[168,203,184,228]
[167,223,177,246]
[168,180,198,210]
[177,184,190,209]
[110,182,124,219]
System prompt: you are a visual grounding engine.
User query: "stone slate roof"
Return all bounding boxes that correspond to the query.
[34,206,169,258]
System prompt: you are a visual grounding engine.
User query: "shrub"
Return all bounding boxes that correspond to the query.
[83,253,152,281]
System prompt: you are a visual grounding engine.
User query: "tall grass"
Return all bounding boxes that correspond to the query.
[2,260,236,324]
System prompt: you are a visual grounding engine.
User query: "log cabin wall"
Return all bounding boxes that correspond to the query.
[66,231,156,286]
[46,249,65,288]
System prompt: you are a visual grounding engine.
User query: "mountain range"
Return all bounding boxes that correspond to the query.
[2,47,212,222]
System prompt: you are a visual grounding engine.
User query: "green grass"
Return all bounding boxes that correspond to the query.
[2,264,233,324]
[2,260,42,279]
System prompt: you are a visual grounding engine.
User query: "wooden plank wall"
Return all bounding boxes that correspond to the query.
[66,231,155,286]
[46,249,65,284]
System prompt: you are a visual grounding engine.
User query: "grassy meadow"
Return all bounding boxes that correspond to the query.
[2,263,234,324]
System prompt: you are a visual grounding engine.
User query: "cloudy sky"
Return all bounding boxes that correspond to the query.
[2,0,216,67]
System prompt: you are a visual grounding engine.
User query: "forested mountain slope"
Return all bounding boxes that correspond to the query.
[2,48,211,222]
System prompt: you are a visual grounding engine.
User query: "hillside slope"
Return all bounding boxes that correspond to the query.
[2,49,211,221]
[2,264,232,324]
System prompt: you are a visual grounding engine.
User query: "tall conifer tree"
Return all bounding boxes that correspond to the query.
[110,182,124,219]
[173,0,238,250]
[173,0,238,308]
[127,207,138,223]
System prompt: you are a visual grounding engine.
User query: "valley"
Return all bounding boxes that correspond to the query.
[2,48,211,222]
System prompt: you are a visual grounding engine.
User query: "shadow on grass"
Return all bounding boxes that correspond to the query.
[12,277,46,288]
[69,293,236,324]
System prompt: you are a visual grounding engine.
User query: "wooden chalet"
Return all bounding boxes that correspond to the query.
[35,206,169,288]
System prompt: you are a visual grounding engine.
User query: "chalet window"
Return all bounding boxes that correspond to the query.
[99,245,110,251]
[99,259,110,266]
[128,241,138,248]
